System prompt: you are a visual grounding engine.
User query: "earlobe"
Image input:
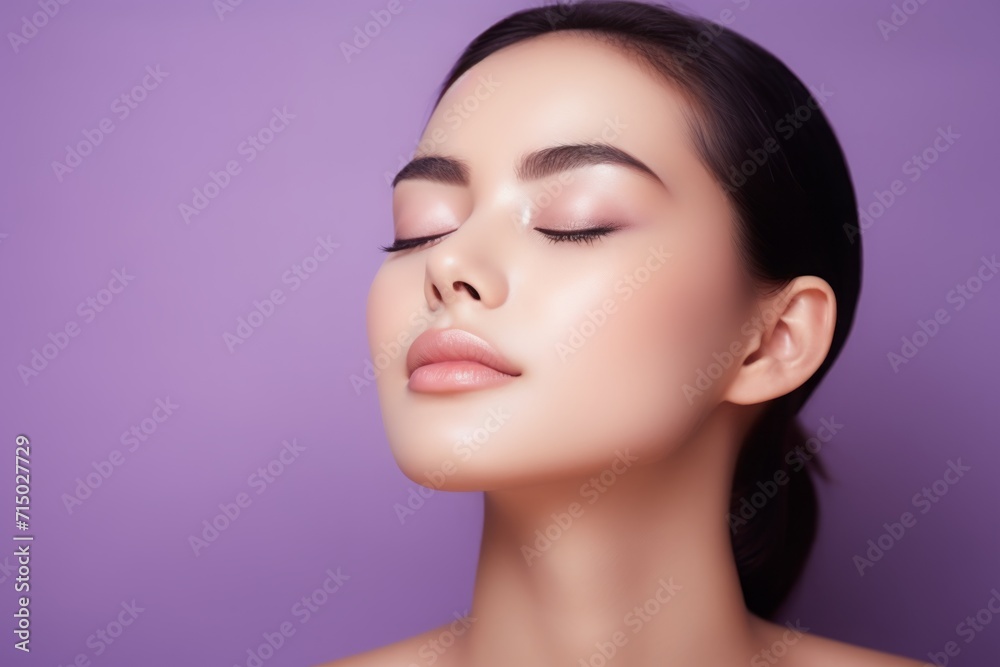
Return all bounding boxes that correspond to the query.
[723,276,837,406]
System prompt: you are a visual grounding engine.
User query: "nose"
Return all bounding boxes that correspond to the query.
[433,278,480,304]
[422,216,510,312]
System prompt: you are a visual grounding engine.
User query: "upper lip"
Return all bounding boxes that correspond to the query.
[406,328,522,377]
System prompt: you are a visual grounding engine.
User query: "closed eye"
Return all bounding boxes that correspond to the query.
[378,231,452,253]
[378,223,620,253]
[535,225,619,245]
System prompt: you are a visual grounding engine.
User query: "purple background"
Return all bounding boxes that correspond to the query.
[1,0,998,665]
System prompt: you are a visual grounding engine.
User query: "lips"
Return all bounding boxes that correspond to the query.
[406,328,522,378]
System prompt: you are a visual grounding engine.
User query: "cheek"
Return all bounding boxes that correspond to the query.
[574,278,704,446]
[622,270,741,407]
[366,265,396,355]
[526,243,746,464]
[366,263,428,382]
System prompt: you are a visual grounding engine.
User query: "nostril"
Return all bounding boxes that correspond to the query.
[432,281,481,305]
[459,282,481,300]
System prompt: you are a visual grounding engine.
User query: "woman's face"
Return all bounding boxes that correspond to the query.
[367,32,757,491]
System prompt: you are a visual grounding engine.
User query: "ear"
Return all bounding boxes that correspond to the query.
[723,276,837,406]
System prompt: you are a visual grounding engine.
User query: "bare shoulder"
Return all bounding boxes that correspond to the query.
[311,620,464,667]
[314,614,928,666]
[750,615,930,667]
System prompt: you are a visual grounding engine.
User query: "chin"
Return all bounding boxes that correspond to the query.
[386,433,508,493]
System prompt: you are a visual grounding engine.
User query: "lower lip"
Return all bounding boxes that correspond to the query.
[408,361,518,393]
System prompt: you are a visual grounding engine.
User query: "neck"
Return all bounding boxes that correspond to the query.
[458,415,765,666]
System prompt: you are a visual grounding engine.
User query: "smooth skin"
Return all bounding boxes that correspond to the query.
[322,31,928,667]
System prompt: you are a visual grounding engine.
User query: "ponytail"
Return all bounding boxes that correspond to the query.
[729,398,829,618]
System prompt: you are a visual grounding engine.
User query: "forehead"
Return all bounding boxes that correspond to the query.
[418,31,701,190]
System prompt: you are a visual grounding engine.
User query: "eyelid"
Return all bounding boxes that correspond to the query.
[378,230,453,253]
[533,223,622,247]
[379,220,624,253]
[535,221,625,234]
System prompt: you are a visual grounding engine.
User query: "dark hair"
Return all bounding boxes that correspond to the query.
[426,1,861,618]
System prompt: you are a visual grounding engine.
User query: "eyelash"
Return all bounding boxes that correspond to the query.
[378,225,618,253]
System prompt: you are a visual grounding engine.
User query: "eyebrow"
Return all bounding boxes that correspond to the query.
[391,142,666,190]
